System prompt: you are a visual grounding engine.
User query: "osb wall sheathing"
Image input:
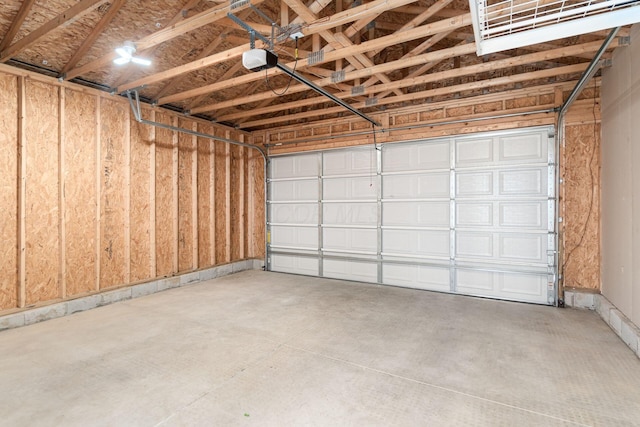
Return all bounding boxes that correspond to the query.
[100,98,128,289]
[177,118,197,273]
[129,110,154,282]
[64,88,97,296]
[197,123,215,267]
[155,112,177,277]
[562,87,601,290]
[260,81,601,292]
[0,65,265,315]
[25,80,59,305]
[0,74,18,310]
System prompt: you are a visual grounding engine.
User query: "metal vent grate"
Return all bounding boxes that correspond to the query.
[470,0,640,55]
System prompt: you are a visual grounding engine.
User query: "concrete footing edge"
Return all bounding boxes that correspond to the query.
[565,289,640,360]
[0,259,266,332]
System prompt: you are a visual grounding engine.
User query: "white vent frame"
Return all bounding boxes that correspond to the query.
[470,0,640,56]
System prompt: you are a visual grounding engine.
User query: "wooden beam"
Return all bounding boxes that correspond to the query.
[109,0,202,88]
[0,0,111,63]
[149,110,157,277]
[222,38,610,122]
[60,0,126,75]
[95,96,102,291]
[0,0,37,52]
[121,0,423,98]
[17,76,26,308]
[58,87,66,299]
[239,63,588,128]
[161,13,472,107]
[196,43,477,114]
[64,0,265,81]
[283,0,402,95]
[153,34,228,102]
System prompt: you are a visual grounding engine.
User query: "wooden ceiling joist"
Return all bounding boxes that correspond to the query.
[60,0,126,75]
[0,0,111,63]
[156,13,472,107]
[119,0,425,96]
[217,38,613,123]
[64,0,265,81]
[239,62,588,129]
[0,0,36,52]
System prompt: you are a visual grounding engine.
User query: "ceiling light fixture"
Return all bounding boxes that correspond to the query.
[113,41,151,66]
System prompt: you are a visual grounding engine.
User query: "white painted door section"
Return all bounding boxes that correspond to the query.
[267,127,556,304]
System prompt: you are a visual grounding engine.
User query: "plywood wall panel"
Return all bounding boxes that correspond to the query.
[562,123,601,290]
[214,138,229,263]
[0,74,18,309]
[99,98,128,289]
[63,89,97,296]
[155,113,175,277]
[197,123,215,268]
[129,110,153,282]
[177,118,196,272]
[24,79,59,305]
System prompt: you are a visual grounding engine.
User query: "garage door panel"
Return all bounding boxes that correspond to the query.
[499,133,546,164]
[383,173,450,199]
[383,140,450,172]
[499,168,546,197]
[268,127,555,305]
[457,269,547,303]
[324,203,377,226]
[383,229,449,258]
[323,227,377,252]
[383,263,450,292]
[271,154,319,179]
[323,259,377,282]
[270,180,318,202]
[383,201,450,227]
[499,233,546,264]
[499,202,546,229]
[456,171,493,197]
[455,137,493,166]
[271,254,318,276]
[324,176,377,200]
[271,203,318,224]
[456,231,493,258]
[457,202,493,227]
[270,225,318,249]
[323,149,374,176]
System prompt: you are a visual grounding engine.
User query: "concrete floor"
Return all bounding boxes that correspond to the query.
[1,271,639,426]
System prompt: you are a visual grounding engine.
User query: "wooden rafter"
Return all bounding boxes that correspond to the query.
[217,38,612,123]
[0,0,37,52]
[109,0,203,88]
[64,0,265,81]
[60,0,127,75]
[118,0,422,96]
[0,0,111,63]
[192,43,476,114]
[155,13,471,107]
[239,62,588,128]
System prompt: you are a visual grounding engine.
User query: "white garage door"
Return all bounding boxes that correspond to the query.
[267,127,556,305]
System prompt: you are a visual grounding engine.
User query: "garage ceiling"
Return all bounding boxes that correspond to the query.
[0,0,632,131]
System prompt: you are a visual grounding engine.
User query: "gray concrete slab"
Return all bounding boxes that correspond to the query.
[0,270,639,426]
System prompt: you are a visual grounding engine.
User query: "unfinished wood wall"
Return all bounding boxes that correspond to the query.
[0,67,264,314]
[257,82,601,292]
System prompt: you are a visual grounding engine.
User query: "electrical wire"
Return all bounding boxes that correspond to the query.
[265,37,299,96]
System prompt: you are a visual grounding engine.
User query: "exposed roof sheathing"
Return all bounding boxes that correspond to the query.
[0,0,630,131]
